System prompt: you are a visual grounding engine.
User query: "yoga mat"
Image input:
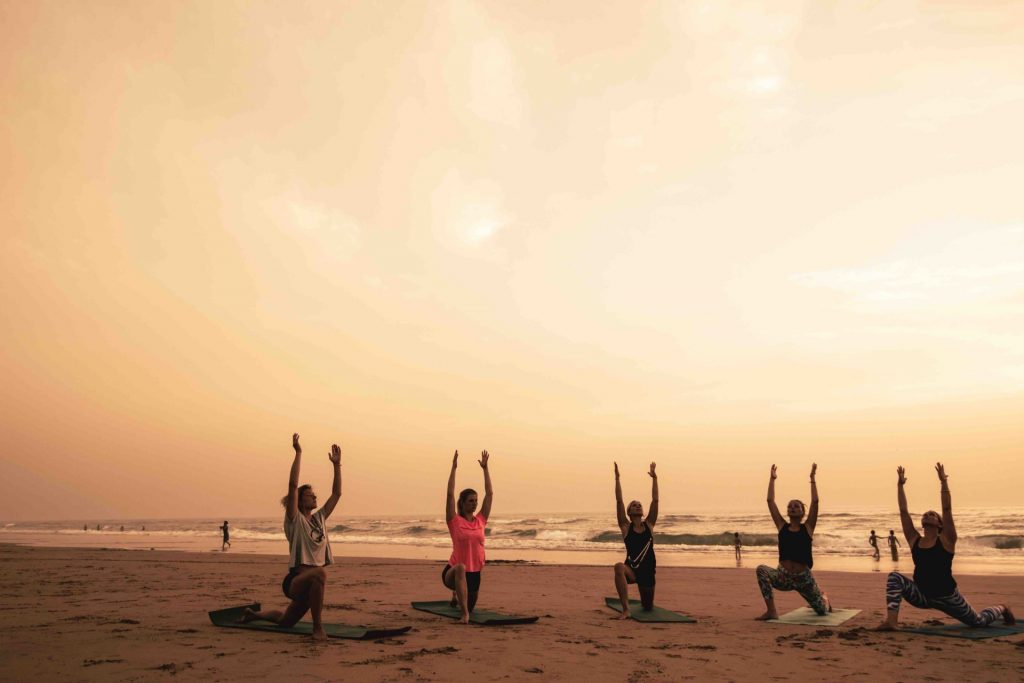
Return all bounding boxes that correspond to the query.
[768,607,861,626]
[604,597,697,623]
[411,601,538,625]
[208,604,411,639]
[901,623,1024,640]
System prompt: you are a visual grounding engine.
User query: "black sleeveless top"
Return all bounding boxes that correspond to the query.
[778,524,813,569]
[912,537,956,598]
[624,522,656,571]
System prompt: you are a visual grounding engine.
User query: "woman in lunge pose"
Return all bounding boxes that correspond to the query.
[875,464,1014,630]
[444,449,494,624]
[239,433,342,640]
[613,462,659,619]
[755,464,831,620]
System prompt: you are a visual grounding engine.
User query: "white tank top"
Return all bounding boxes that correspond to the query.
[284,509,333,569]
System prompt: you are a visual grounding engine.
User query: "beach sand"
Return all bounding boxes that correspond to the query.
[2,544,1022,682]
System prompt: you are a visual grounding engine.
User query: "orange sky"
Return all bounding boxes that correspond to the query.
[2,2,1022,520]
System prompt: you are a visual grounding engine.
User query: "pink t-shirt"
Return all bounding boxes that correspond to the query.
[447,514,487,572]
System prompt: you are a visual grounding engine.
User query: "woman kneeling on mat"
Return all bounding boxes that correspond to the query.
[755,463,831,620]
[875,464,1014,630]
[613,462,659,619]
[240,433,341,640]
[444,449,493,624]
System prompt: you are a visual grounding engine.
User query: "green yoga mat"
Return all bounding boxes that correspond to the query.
[901,622,1024,639]
[411,601,538,625]
[768,607,861,626]
[208,604,411,639]
[604,597,697,623]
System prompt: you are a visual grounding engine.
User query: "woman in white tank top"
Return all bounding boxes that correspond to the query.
[238,433,342,640]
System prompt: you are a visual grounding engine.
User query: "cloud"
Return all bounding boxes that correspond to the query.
[791,226,1024,306]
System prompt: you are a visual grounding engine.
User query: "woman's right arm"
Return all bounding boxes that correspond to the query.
[767,465,784,530]
[897,466,919,545]
[286,433,302,521]
[614,462,628,535]
[446,450,458,521]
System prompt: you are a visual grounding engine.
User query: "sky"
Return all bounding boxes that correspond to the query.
[1,1,1022,521]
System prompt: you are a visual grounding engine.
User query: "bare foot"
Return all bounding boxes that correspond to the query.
[460,613,470,625]
[311,628,328,641]
[824,594,833,613]
[237,608,259,624]
[1003,605,1015,625]
[618,609,631,620]
[873,620,898,631]
[754,611,778,621]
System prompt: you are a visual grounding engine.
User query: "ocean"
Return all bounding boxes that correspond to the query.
[3,507,1022,574]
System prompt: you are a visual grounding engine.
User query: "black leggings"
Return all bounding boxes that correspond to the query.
[442,564,481,612]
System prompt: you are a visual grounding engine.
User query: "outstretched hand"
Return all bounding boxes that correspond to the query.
[452,450,459,468]
[648,462,657,479]
[328,444,341,465]
[897,466,906,486]
[935,462,948,483]
[614,462,620,479]
[770,464,777,480]
[292,433,301,455]
[810,463,817,483]
[478,450,489,469]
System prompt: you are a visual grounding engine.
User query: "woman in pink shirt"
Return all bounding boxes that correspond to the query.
[443,449,494,624]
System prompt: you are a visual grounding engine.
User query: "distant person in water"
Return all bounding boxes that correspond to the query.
[875,464,1014,631]
[238,433,342,640]
[755,464,831,620]
[83,524,88,532]
[444,449,494,624]
[613,462,659,619]
[869,530,880,560]
[887,529,900,561]
[734,532,742,562]
[221,521,231,550]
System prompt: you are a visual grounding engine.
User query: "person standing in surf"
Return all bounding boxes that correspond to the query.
[869,530,880,560]
[755,463,831,620]
[613,462,659,619]
[443,449,494,624]
[734,532,742,563]
[238,433,341,640]
[220,520,231,550]
[875,464,1014,631]
[887,529,901,561]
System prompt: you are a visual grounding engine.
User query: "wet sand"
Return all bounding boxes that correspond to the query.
[2,544,1022,682]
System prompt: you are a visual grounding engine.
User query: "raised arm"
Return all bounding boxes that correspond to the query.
[936,463,956,544]
[897,466,920,545]
[645,462,659,528]
[614,462,628,533]
[805,463,819,536]
[321,444,342,519]
[286,433,302,521]
[767,464,784,530]
[445,451,458,521]
[479,450,494,519]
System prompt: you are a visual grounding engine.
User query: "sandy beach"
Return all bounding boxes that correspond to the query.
[2,543,1022,682]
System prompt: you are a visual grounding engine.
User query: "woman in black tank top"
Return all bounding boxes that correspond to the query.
[754,463,832,620]
[875,463,1014,630]
[612,462,659,619]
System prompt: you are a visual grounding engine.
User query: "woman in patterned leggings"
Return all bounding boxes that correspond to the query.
[754,463,831,620]
[875,463,1014,630]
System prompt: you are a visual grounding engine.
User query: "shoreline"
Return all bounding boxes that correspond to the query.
[3,543,1023,682]
[4,531,1024,576]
